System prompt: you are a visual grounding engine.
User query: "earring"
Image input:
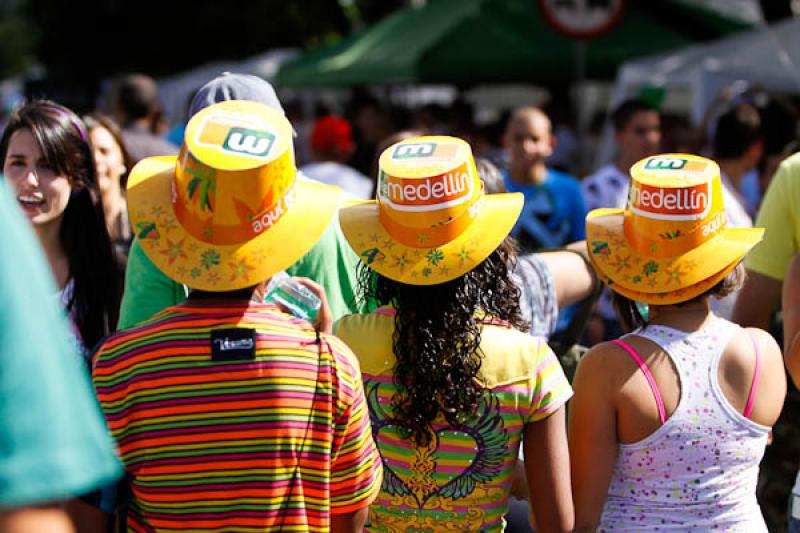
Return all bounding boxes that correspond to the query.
[118,165,127,175]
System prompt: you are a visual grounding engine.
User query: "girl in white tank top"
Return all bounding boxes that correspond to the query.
[601,317,768,531]
[570,282,786,532]
[575,153,786,532]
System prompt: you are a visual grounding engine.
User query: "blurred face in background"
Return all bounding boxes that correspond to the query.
[90,125,125,199]
[504,110,553,181]
[3,128,72,230]
[616,110,661,165]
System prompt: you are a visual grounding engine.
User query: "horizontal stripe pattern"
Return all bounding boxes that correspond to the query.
[94,301,381,532]
[335,311,572,532]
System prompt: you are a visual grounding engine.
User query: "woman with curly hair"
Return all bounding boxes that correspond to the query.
[335,136,574,532]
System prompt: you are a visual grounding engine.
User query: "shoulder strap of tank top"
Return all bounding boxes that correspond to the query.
[611,339,667,424]
[743,332,762,420]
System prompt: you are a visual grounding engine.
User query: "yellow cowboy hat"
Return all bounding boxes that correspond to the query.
[339,136,522,285]
[126,100,340,291]
[586,153,764,305]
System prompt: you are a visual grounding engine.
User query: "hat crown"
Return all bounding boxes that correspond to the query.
[624,154,725,258]
[173,100,296,246]
[376,136,484,248]
[585,153,764,304]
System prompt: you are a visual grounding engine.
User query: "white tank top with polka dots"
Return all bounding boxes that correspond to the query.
[599,318,770,532]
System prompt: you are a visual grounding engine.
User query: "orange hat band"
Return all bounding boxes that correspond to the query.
[377,158,483,248]
[376,158,483,248]
[378,190,485,248]
[379,160,475,218]
[624,209,727,258]
[623,177,726,258]
[172,147,295,245]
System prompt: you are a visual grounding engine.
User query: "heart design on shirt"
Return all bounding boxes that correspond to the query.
[366,384,510,508]
[377,424,479,506]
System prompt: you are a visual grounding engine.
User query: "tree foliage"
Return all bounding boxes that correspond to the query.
[0,5,38,79]
[22,0,352,80]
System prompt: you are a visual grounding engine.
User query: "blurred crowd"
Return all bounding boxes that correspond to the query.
[3,70,800,533]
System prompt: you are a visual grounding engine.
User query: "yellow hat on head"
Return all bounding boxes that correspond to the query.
[339,135,523,285]
[586,153,764,305]
[126,100,341,291]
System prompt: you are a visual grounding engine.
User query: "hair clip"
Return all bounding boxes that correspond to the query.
[43,103,88,143]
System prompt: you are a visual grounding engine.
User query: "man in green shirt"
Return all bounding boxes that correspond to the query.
[118,73,362,328]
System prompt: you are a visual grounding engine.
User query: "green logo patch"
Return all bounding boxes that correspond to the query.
[392,142,436,159]
[645,157,687,170]
[222,127,275,158]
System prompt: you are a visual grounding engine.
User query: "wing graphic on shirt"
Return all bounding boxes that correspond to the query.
[366,382,413,498]
[436,394,508,500]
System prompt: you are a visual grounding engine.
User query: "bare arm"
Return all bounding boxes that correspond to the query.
[569,346,619,532]
[0,505,74,533]
[524,406,574,533]
[330,507,369,533]
[732,270,782,329]
[538,243,597,308]
[783,256,800,387]
[63,499,107,533]
[745,328,786,426]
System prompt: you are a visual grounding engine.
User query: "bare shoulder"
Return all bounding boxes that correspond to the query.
[574,340,639,390]
[725,326,782,373]
[721,325,786,425]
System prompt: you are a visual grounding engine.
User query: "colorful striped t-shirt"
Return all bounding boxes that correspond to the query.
[93,300,382,532]
[335,308,572,532]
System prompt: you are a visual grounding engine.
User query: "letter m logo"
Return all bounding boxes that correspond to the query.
[223,128,275,158]
[392,142,436,160]
[645,157,687,170]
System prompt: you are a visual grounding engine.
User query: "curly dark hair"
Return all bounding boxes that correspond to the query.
[357,237,527,446]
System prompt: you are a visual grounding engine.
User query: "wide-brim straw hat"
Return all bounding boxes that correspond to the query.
[339,135,522,285]
[586,153,763,305]
[127,100,340,291]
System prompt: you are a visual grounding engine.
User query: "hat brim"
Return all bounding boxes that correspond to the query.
[586,208,763,304]
[590,254,741,305]
[127,156,341,291]
[338,193,523,285]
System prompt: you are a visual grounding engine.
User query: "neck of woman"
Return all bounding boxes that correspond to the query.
[647,299,714,332]
[35,222,70,290]
[103,194,123,239]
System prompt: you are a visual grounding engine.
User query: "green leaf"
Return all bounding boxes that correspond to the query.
[187,177,200,199]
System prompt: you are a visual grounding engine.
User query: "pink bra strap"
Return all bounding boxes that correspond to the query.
[612,339,667,424]
[743,333,761,420]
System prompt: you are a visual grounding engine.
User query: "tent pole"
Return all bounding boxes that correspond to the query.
[574,40,588,175]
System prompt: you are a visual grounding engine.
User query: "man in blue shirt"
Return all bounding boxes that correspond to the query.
[503,107,587,252]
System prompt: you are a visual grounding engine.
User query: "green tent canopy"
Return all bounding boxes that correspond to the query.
[276,0,753,87]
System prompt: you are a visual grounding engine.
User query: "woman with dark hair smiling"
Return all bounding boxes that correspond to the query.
[1,101,122,358]
[335,136,574,532]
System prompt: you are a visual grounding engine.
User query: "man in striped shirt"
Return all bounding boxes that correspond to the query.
[93,99,382,532]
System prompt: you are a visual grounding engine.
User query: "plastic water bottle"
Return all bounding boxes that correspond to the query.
[635,301,650,321]
[264,271,321,322]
